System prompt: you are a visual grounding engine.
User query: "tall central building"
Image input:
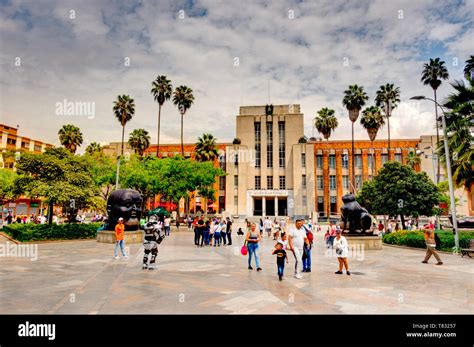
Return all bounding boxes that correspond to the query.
[224,105,315,219]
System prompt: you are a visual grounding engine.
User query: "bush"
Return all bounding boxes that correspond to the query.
[383,230,474,252]
[2,222,102,242]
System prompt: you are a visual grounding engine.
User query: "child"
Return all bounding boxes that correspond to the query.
[324,230,330,249]
[279,232,288,250]
[272,241,288,281]
[114,217,128,259]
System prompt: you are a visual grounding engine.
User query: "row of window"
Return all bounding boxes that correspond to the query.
[316,175,371,190]
[253,121,286,168]
[315,153,402,169]
[252,175,286,190]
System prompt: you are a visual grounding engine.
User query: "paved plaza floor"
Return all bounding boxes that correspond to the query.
[0,228,472,314]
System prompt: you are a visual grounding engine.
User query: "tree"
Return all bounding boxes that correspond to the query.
[128,128,151,158]
[421,58,449,184]
[1,150,17,169]
[342,85,368,192]
[113,94,135,157]
[14,148,95,224]
[357,161,440,229]
[375,83,400,159]
[406,151,421,170]
[58,124,83,154]
[172,86,195,156]
[464,55,474,81]
[195,133,218,162]
[84,151,116,202]
[314,107,338,140]
[360,105,385,177]
[0,169,16,221]
[85,142,103,155]
[151,75,173,157]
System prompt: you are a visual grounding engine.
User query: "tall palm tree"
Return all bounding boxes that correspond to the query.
[195,133,219,162]
[421,57,449,184]
[375,83,400,160]
[360,106,385,177]
[113,94,135,157]
[129,128,151,158]
[314,107,338,140]
[172,86,195,156]
[342,85,368,192]
[85,142,102,155]
[151,75,173,157]
[58,124,83,154]
[406,151,421,170]
[464,55,474,81]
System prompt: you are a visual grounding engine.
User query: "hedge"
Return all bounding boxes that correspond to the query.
[2,222,102,242]
[383,230,474,252]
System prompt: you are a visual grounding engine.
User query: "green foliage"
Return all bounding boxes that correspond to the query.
[357,161,440,218]
[58,124,83,154]
[195,133,219,162]
[83,152,116,201]
[3,222,102,242]
[0,169,17,202]
[383,230,474,252]
[315,107,338,140]
[128,128,151,157]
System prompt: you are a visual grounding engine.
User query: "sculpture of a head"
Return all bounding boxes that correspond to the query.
[342,193,356,204]
[106,189,143,231]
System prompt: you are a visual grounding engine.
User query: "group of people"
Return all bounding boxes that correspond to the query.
[4,212,48,225]
[192,217,233,247]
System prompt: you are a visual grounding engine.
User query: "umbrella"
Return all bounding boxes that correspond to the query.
[147,206,170,217]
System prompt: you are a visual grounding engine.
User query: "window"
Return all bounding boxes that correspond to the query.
[234,175,238,188]
[343,175,350,189]
[267,176,273,189]
[279,176,286,189]
[302,175,306,189]
[7,138,17,145]
[34,145,41,151]
[255,176,261,190]
[329,155,336,169]
[355,154,362,168]
[301,153,306,168]
[21,141,29,149]
[381,154,388,164]
[329,175,336,190]
[302,195,307,205]
[266,122,273,168]
[355,175,362,188]
[330,196,337,203]
[394,153,402,162]
[234,196,238,207]
[234,153,239,167]
[342,153,349,168]
[316,155,323,168]
[254,122,261,168]
[317,175,324,190]
[368,154,374,168]
[219,176,226,191]
[278,122,285,168]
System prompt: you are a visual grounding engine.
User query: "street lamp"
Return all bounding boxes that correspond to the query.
[410,95,459,251]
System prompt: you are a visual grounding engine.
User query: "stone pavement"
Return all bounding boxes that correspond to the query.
[0,229,472,314]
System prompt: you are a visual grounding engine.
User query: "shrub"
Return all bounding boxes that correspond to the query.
[2,222,102,242]
[383,230,474,252]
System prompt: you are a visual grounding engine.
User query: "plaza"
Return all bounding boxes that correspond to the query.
[0,227,472,314]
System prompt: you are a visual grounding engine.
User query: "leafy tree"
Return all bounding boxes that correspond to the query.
[0,169,17,220]
[113,94,135,157]
[464,55,474,81]
[405,151,421,170]
[58,124,83,154]
[195,133,218,162]
[128,128,151,158]
[315,107,338,140]
[84,151,116,202]
[151,75,173,156]
[173,86,195,156]
[360,105,385,177]
[357,161,440,229]
[85,142,103,155]
[375,83,400,158]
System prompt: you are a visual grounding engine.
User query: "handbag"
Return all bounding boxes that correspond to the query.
[241,241,248,256]
[336,247,343,256]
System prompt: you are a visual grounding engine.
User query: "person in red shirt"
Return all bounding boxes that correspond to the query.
[114,217,128,259]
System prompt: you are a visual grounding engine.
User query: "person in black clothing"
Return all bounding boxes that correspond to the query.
[226,217,232,246]
[221,219,227,245]
[272,241,288,281]
[194,219,203,246]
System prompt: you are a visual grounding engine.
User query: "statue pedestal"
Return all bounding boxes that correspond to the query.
[96,230,144,244]
[346,235,382,250]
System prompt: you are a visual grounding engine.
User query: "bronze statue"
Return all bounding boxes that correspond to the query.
[106,189,143,231]
[340,193,373,235]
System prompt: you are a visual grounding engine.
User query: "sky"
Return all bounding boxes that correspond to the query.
[0,0,473,153]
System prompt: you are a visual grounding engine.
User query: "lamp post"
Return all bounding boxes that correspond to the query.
[410,96,459,251]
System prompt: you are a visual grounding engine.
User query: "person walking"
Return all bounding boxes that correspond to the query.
[221,219,227,245]
[328,222,337,248]
[213,220,222,247]
[187,215,193,230]
[203,220,211,246]
[302,223,314,272]
[264,217,272,238]
[422,224,443,265]
[259,218,264,236]
[334,229,350,275]
[164,216,171,236]
[324,230,331,248]
[245,223,262,271]
[272,241,288,281]
[114,217,128,259]
[288,219,309,279]
[226,217,233,246]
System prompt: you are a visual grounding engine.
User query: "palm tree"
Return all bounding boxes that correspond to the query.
[128,128,151,158]
[314,107,338,140]
[85,142,102,155]
[406,151,421,170]
[375,83,400,160]
[151,75,173,157]
[113,94,135,157]
[342,85,368,192]
[172,86,195,156]
[360,106,385,177]
[195,133,218,162]
[464,55,474,81]
[58,124,83,154]
[421,58,449,184]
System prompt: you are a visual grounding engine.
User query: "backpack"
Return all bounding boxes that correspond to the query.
[435,233,441,250]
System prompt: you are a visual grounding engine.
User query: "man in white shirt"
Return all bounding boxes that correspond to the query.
[288,219,309,279]
[263,217,272,238]
[164,216,171,236]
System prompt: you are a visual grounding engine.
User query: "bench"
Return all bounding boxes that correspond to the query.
[460,239,474,258]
